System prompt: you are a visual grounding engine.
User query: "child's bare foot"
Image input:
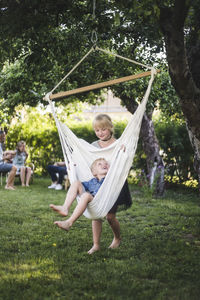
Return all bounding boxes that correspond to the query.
[49,204,68,216]
[87,245,100,255]
[26,184,29,187]
[54,220,72,231]
[22,184,25,187]
[108,238,121,249]
[5,185,15,190]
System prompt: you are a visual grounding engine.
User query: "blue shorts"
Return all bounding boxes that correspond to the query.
[0,162,13,173]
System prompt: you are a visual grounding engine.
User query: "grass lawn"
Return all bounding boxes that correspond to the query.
[0,177,200,300]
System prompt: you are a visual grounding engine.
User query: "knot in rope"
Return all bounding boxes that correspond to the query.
[91,30,98,45]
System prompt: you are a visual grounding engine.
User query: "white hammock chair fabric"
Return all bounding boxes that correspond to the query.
[44,48,157,219]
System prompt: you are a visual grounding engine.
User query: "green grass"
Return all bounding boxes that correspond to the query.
[0,178,200,300]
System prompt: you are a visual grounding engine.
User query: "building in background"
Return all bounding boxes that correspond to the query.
[83,89,131,120]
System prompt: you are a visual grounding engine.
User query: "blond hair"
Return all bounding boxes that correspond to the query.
[90,158,107,176]
[92,114,114,134]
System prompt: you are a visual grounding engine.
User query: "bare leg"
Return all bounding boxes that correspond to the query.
[25,167,32,186]
[107,213,121,249]
[54,192,93,230]
[50,180,83,216]
[5,166,17,190]
[88,220,102,254]
[20,167,26,186]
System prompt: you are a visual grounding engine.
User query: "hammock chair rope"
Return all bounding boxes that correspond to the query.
[43,46,159,101]
[50,47,94,95]
[95,46,152,70]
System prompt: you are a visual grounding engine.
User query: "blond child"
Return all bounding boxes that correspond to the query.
[12,141,31,187]
[53,158,109,232]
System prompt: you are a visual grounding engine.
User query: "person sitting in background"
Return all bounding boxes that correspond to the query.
[47,161,67,190]
[12,141,32,187]
[0,129,17,190]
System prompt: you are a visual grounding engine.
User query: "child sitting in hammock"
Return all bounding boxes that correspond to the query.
[53,157,109,231]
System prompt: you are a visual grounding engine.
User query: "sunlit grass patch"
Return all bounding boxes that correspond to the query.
[0,259,61,281]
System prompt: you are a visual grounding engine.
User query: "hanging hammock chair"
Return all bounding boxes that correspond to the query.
[44,46,159,219]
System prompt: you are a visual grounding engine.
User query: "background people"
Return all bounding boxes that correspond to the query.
[13,141,32,187]
[0,130,17,190]
[47,161,67,190]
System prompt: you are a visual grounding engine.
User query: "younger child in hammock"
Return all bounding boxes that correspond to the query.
[53,158,109,231]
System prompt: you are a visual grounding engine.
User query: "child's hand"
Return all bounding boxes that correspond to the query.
[120,144,126,152]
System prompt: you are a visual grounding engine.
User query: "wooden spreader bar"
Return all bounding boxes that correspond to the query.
[48,70,159,100]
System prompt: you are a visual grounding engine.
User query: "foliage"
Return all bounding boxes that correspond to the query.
[0,99,13,131]
[1,1,200,147]
[155,118,195,182]
[165,175,198,189]
[136,169,161,199]
[136,169,153,199]
[6,107,61,174]
[132,116,195,183]
[0,0,176,114]
[150,70,182,117]
[4,106,195,183]
[0,178,200,299]
[5,108,127,174]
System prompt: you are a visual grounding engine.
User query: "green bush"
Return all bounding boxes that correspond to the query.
[5,109,195,183]
[127,118,195,184]
[6,110,61,174]
[6,110,127,174]
[155,119,195,182]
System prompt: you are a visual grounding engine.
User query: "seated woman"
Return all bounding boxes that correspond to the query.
[12,141,32,187]
[47,161,67,190]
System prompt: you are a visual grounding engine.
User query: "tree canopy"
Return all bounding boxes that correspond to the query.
[1,0,200,188]
[0,0,169,109]
[0,1,198,114]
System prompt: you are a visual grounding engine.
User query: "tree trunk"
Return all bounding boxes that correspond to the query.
[122,98,165,196]
[159,0,200,190]
[187,123,200,191]
[140,112,165,196]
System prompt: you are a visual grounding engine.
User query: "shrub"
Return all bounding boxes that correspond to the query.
[155,119,195,182]
[6,108,195,184]
[6,110,127,174]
